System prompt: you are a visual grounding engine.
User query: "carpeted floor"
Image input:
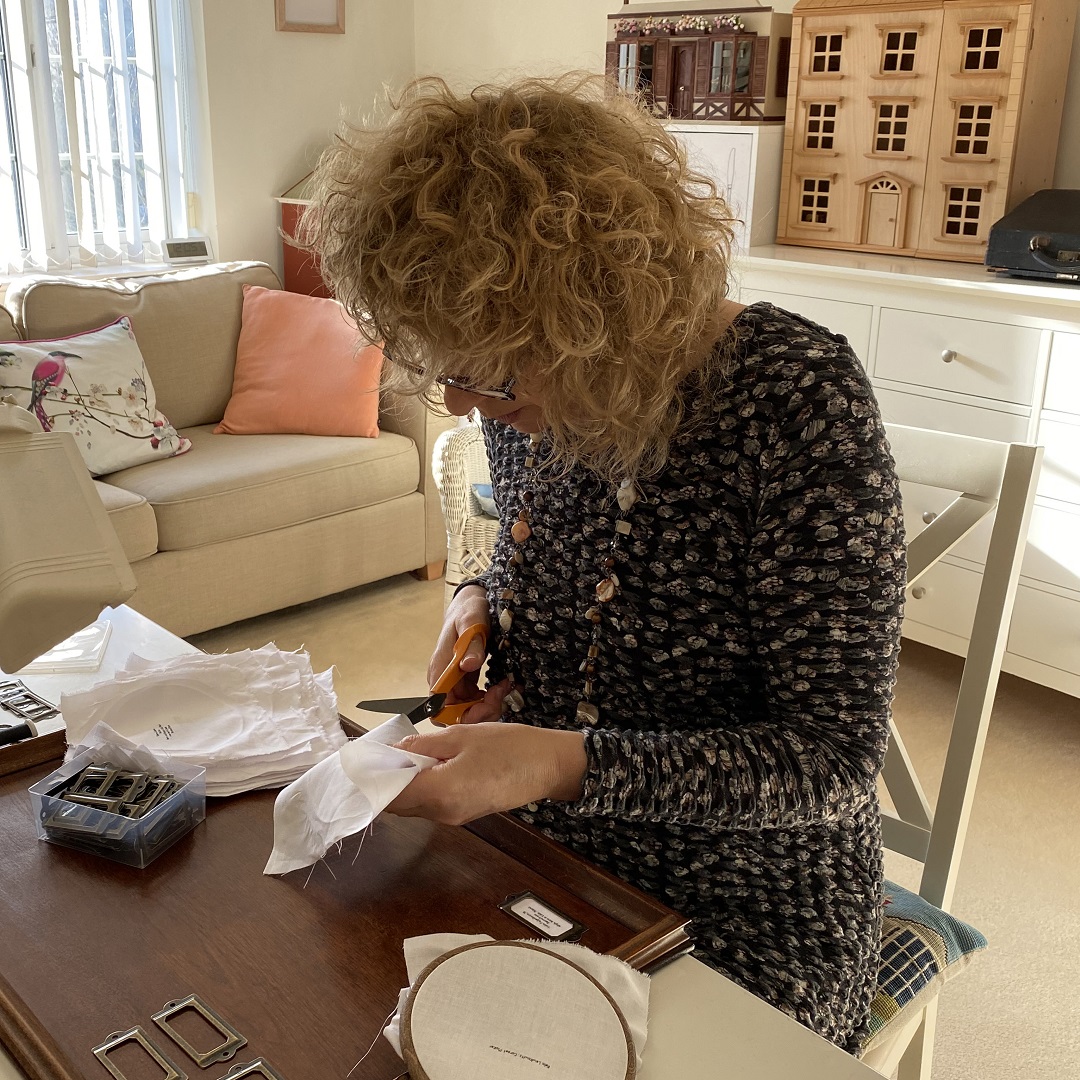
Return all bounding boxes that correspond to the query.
[191,572,1080,1079]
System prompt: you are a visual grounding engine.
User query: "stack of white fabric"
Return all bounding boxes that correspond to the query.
[60,645,346,795]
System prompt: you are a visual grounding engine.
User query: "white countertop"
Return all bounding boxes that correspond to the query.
[743,243,1080,309]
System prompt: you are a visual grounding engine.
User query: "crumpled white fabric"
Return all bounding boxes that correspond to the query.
[382,934,650,1071]
[60,645,345,796]
[263,714,436,875]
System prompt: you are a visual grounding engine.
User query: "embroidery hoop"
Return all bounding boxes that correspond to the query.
[400,940,636,1080]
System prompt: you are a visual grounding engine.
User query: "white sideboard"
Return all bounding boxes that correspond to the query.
[737,245,1080,699]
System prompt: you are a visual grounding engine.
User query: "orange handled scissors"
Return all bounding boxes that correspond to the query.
[355,622,488,726]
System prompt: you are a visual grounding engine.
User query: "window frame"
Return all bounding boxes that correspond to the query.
[1,0,194,273]
[956,21,1012,75]
[945,97,999,161]
[939,182,993,243]
[805,28,846,79]
[876,23,922,77]
[616,38,657,101]
[797,174,836,230]
[706,32,756,101]
[867,96,916,158]
[802,98,841,155]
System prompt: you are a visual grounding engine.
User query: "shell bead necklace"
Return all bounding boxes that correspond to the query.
[498,432,639,727]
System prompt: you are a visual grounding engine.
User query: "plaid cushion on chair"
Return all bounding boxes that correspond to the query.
[861,880,988,1053]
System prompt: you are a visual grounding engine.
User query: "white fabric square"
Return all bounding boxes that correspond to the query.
[263,714,436,876]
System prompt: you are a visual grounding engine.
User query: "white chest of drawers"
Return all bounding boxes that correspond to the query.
[737,245,1080,698]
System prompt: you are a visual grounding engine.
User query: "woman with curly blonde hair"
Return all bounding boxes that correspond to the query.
[304,75,905,1054]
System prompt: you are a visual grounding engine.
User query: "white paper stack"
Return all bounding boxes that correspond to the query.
[60,645,347,795]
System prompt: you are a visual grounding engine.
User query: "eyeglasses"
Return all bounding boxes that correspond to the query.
[386,351,517,401]
[437,374,517,401]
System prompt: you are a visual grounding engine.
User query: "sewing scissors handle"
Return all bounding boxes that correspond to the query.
[429,622,488,724]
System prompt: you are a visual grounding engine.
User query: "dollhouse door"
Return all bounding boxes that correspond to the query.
[670,44,696,118]
[866,191,901,246]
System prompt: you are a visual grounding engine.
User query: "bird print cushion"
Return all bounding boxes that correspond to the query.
[0,317,190,476]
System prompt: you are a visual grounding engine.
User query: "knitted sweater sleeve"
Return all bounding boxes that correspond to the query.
[568,354,906,830]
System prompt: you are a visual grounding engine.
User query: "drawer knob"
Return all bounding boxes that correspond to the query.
[911,586,927,600]
[922,511,937,525]
[941,349,957,363]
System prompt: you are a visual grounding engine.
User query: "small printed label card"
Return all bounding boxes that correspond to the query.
[499,891,587,942]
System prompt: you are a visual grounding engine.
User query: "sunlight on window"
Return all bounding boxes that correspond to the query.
[0,0,193,272]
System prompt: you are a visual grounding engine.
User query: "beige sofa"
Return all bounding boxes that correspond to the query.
[2,261,454,637]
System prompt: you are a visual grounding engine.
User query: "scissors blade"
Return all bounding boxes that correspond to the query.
[406,694,447,724]
[355,696,429,716]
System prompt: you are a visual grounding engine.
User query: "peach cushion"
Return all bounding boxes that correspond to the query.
[215,286,382,438]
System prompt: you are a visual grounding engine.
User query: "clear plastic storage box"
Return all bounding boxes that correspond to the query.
[29,745,205,868]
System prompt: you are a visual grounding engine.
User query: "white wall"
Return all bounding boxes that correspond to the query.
[193,0,415,273]
[413,0,612,83]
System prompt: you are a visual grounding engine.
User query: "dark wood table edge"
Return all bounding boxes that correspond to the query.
[0,972,81,1080]
[0,732,66,780]
[462,814,693,969]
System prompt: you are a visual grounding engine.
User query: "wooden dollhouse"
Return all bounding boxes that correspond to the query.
[605,4,793,121]
[776,0,1076,262]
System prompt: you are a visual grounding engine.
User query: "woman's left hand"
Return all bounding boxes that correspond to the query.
[386,723,587,826]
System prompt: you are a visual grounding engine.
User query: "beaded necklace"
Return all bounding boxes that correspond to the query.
[497,432,640,727]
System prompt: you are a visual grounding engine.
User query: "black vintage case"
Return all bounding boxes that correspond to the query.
[985,189,1080,283]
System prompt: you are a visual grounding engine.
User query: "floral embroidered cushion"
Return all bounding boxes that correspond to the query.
[0,317,191,476]
[214,285,382,438]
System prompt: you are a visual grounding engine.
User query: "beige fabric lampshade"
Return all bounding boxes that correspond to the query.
[0,400,136,673]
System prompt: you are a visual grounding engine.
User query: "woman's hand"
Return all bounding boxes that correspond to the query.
[386,723,587,826]
[430,585,495,722]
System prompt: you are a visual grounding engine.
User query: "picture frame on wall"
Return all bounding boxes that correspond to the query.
[275,0,345,34]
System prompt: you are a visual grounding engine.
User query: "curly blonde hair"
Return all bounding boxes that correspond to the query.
[300,74,736,480]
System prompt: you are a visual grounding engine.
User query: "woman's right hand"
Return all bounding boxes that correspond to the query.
[428,585,507,723]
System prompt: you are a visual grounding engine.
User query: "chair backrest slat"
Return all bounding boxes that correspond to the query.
[907,495,994,585]
[881,814,931,863]
[882,718,933,830]
[883,426,1042,911]
[885,425,1010,498]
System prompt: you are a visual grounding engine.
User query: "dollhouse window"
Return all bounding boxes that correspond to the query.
[800,177,831,224]
[953,103,994,155]
[874,102,910,153]
[882,30,918,73]
[943,186,984,237]
[617,42,655,98]
[805,103,838,151]
[810,34,843,74]
[711,39,754,95]
[963,27,1004,71]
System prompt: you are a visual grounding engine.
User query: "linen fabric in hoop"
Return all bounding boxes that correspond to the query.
[401,940,636,1080]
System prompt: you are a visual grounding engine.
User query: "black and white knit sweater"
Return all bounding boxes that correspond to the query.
[478,303,906,1053]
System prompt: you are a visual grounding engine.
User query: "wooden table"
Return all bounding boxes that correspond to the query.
[0,608,883,1080]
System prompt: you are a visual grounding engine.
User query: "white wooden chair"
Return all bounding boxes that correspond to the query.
[863,424,1043,1079]
[431,419,1043,1079]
